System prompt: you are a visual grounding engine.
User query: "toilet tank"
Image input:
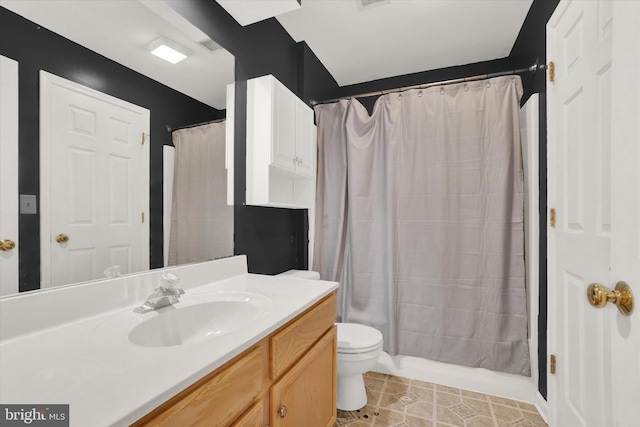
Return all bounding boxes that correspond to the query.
[276,269,320,280]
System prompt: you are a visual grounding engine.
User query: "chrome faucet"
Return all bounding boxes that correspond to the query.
[134,272,185,313]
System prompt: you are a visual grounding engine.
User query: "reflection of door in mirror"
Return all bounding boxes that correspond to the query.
[40,72,150,288]
[0,55,19,296]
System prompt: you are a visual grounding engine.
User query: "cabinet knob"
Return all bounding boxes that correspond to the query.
[278,405,288,418]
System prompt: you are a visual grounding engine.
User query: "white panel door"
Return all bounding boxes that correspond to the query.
[40,72,149,287]
[548,1,640,426]
[0,55,19,296]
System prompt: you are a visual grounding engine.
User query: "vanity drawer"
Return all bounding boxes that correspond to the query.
[270,293,336,378]
[133,341,268,427]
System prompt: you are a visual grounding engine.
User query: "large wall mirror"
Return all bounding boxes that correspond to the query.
[0,0,235,295]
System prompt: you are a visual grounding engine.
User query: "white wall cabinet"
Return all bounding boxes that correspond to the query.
[270,95,315,179]
[225,75,317,266]
[245,74,317,209]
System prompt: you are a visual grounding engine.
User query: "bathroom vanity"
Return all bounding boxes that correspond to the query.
[0,256,338,426]
[133,294,337,426]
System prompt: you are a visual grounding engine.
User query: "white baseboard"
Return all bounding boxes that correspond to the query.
[534,391,549,423]
[373,352,538,404]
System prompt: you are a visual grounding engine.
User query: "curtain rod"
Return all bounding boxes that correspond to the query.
[311,60,545,106]
[166,117,225,133]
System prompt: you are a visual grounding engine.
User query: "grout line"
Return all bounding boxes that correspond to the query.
[487,400,500,427]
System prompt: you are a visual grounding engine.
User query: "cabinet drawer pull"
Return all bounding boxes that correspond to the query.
[278,405,287,418]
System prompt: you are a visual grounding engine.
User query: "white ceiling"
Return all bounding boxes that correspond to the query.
[216,0,301,26]
[0,0,234,109]
[2,0,534,107]
[277,0,534,86]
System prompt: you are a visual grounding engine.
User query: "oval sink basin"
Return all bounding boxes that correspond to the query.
[128,296,268,348]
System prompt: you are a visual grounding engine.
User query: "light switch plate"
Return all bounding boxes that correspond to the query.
[20,194,37,214]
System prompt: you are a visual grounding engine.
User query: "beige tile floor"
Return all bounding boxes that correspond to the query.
[334,372,547,427]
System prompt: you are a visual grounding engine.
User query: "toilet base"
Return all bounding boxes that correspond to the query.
[337,373,367,411]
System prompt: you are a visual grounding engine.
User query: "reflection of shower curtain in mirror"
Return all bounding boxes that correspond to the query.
[168,122,233,265]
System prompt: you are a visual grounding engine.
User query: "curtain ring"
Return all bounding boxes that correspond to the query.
[418,90,423,97]
[398,93,402,100]
[485,81,491,88]
[464,84,468,92]
[440,87,444,95]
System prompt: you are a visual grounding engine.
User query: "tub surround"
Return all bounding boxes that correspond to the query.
[0,256,338,426]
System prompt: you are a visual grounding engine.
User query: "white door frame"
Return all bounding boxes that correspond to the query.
[0,55,20,296]
[520,94,542,411]
[163,145,174,267]
[40,71,150,288]
[609,1,640,423]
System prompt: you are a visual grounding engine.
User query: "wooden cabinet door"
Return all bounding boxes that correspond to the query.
[270,326,337,427]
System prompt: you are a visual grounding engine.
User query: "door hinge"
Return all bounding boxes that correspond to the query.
[550,354,556,374]
[550,208,556,227]
[142,212,145,223]
[548,61,555,82]
[141,132,146,145]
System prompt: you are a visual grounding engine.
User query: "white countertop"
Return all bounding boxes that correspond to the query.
[0,258,338,426]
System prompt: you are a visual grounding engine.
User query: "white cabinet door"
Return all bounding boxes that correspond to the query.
[295,101,315,179]
[271,81,297,174]
[245,74,317,209]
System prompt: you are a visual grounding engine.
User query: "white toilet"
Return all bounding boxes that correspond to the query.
[335,322,383,410]
[277,270,384,411]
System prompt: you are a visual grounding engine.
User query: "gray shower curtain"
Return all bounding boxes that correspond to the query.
[314,76,530,376]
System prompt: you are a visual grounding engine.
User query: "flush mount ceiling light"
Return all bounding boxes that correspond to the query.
[148,38,191,64]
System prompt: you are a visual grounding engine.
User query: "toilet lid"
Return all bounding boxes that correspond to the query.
[336,323,383,354]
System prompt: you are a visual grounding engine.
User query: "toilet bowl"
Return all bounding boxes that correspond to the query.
[276,270,384,411]
[336,322,383,410]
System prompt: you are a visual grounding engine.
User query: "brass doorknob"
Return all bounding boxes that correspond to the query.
[587,281,634,315]
[55,234,69,243]
[0,239,15,251]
